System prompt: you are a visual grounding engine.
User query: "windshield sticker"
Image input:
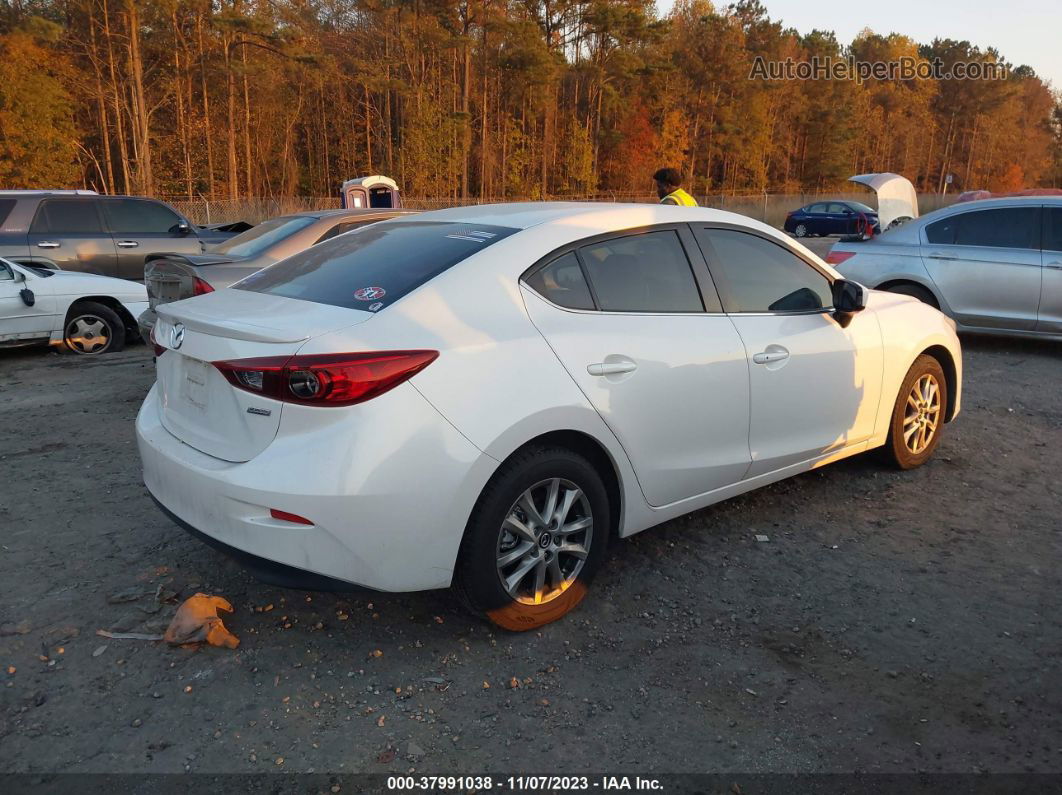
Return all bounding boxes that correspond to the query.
[368,302,383,312]
[354,286,387,301]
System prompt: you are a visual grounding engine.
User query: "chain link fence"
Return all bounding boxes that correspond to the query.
[166,192,957,229]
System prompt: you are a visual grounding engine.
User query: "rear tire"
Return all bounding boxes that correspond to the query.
[455,446,610,631]
[882,354,948,470]
[885,283,938,308]
[64,301,125,355]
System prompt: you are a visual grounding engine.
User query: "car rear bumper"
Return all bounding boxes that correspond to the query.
[135,381,496,592]
[150,494,370,591]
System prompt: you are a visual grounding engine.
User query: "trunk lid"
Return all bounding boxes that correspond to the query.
[154,289,371,462]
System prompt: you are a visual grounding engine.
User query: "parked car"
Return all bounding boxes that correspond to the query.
[784,201,881,238]
[138,208,416,339]
[827,197,1062,340]
[0,257,147,354]
[0,190,246,281]
[137,203,962,630]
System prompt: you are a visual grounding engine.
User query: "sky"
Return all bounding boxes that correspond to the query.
[655,0,1062,90]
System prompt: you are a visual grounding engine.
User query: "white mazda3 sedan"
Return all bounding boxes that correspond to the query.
[136,203,962,630]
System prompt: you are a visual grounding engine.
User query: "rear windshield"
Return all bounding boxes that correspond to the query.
[213,215,316,257]
[235,221,518,310]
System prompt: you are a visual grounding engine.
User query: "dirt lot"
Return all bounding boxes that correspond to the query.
[1,327,1060,777]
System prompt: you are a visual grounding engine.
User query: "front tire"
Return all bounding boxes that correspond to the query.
[883,355,948,470]
[793,223,808,238]
[64,301,125,355]
[455,446,610,631]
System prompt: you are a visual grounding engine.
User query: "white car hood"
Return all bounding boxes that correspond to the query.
[848,173,919,229]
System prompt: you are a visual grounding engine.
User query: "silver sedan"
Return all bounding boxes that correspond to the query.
[828,197,1062,340]
[138,208,415,338]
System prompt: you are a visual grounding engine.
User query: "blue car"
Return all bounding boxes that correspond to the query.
[783,200,880,238]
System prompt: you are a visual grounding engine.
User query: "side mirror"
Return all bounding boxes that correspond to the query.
[20,288,35,307]
[832,279,866,323]
[176,222,192,236]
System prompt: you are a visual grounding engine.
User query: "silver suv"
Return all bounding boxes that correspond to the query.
[0,191,238,281]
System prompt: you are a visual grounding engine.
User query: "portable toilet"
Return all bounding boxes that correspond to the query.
[340,176,401,209]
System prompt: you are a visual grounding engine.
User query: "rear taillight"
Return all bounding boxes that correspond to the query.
[192,277,214,296]
[826,250,857,265]
[212,351,439,407]
[149,324,166,357]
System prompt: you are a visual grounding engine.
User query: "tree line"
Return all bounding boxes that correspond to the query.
[1,0,1060,201]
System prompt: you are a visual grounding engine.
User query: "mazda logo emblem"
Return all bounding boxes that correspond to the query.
[170,323,185,349]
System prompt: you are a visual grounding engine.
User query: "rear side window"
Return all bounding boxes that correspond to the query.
[697,228,832,313]
[236,221,517,311]
[102,199,184,234]
[578,231,703,313]
[927,207,1041,249]
[525,252,595,310]
[0,199,15,226]
[1045,207,1062,252]
[30,200,103,234]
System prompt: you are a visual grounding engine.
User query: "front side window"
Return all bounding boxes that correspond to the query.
[30,200,103,234]
[578,230,703,313]
[236,221,517,311]
[927,207,1041,249]
[215,216,317,256]
[102,199,184,235]
[697,228,832,313]
[807,203,827,214]
[525,252,595,310]
[0,259,14,280]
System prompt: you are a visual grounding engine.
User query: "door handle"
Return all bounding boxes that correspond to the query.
[927,252,957,260]
[37,241,60,249]
[117,240,140,248]
[587,361,637,376]
[753,350,790,365]
[1045,261,1062,270]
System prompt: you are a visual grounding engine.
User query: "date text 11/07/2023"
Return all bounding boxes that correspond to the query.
[386,775,665,791]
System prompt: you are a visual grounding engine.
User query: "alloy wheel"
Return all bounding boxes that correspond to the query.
[903,373,941,454]
[794,223,808,237]
[496,478,593,605]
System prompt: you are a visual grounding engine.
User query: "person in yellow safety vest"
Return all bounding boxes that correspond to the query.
[653,168,698,206]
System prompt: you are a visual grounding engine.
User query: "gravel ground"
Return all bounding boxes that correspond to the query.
[1,323,1060,777]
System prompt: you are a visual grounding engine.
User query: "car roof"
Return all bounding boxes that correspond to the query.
[0,190,99,197]
[392,202,768,233]
[943,195,1062,211]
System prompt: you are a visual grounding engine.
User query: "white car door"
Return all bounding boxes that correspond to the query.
[521,226,751,507]
[920,205,1042,330]
[693,226,883,478]
[0,261,57,343]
